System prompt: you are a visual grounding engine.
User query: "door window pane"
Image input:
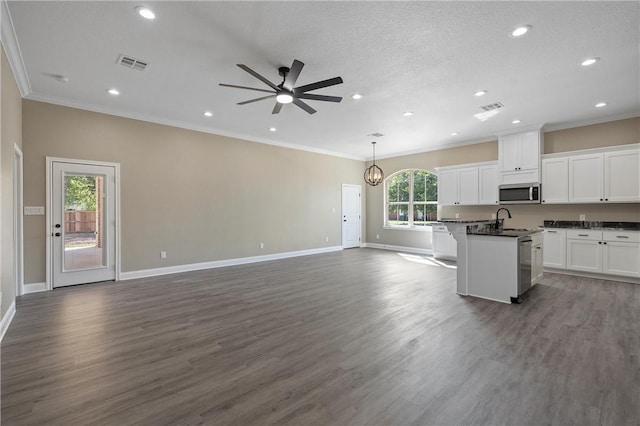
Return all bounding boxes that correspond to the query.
[63,174,105,270]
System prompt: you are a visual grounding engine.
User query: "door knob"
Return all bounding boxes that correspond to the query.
[54,232,61,237]
[55,224,61,228]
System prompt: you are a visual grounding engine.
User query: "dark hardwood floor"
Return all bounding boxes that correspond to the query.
[2,248,639,425]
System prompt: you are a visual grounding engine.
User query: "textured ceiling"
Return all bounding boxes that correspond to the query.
[5,1,639,160]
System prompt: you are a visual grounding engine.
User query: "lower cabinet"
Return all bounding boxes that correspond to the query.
[543,229,566,268]
[532,241,544,285]
[432,225,457,260]
[564,229,639,278]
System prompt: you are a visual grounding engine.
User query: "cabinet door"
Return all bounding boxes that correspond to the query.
[433,231,456,259]
[541,157,568,203]
[532,244,544,284]
[604,150,640,202]
[519,131,541,171]
[566,239,602,272]
[437,170,459,206]
[602,242,640,278]
[457,168,479,205]
[543,229,566,268]
[499,134,520,172]
[478,165,499,205]
[568,154,603,203]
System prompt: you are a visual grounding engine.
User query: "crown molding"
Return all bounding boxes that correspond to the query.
[1,0,31,97]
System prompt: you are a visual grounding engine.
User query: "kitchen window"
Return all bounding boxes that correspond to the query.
[385,169,438,228]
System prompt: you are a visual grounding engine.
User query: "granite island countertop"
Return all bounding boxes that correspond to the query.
[543,220,640,231]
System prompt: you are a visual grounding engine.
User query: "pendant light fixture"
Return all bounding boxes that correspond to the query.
[364,141,384,186]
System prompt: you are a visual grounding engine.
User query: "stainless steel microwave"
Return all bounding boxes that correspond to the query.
[499,183,541,204]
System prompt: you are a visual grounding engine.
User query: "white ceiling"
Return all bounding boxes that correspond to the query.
[5,1,639,160]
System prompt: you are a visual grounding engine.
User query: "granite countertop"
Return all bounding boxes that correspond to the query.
[544,220,640,231]
[437,219,494,224]
[467,228,543,238]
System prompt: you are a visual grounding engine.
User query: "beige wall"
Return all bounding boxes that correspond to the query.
[23,100,365,284]
[366,118,640,250]
[1,46,23,318]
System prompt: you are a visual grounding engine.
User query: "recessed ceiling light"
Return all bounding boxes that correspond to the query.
[352,93,362,100]
[581,57,600,67]
[269,127,277,132]
[106,88,120,95]
[512,119,521,124]
[595,102,607,108]
[511,25,532,37]
[451,132,458,136]
[203,111,213,117]
[276,93,294,104]
[135,6,155,20]
[474,90,487,97]
[403,111,413,117]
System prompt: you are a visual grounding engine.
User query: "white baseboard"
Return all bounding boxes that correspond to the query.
[23,282,47,294]
[543,268,640,284]
[363,242,433,256]
[120,246,344,281]
[1,300,16,343]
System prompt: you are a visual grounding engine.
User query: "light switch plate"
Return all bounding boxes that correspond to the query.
[579,214,586,221]
[24,206,45,215]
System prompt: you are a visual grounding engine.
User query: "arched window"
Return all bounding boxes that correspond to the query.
[385,169,438,227]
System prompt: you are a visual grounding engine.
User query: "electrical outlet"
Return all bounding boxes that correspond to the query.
[455,213,460,218]
[491,213,496,219]
[331,207,336,213]
[376,234,380,239]
[259,242,264,249]
[579,214,586,221]
[160,251,167,259]
[325,236,329,242]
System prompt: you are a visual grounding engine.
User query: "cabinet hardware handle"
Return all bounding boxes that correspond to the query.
[577,234,589,237]
[600,198,603,201]
[598,242,602,244]
[616,236,629,239]
[605,198,608,201]
[547,231,557,233]
[603,242,607,245]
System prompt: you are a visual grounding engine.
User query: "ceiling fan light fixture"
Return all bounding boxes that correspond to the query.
[511,25,531,37]
[135,6,155,20]
[276,93,294,104]
[364,141,384,187]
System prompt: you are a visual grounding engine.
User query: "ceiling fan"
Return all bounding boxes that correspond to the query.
[219,59,343,115]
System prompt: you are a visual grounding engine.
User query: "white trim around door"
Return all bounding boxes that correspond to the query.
[14,145,24,296]
[46,157,121,290]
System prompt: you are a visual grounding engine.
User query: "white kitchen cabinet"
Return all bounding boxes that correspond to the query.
[567,239,603,273]
[437,167,478,206]
[602,231,640,278]
[604,150,640,202]
[432,225,457,260]
[567,149,640,203]
[543,229,566,268]
[568,154,603,203]
[499,130,543,184]
[531,232,544,285]
[541,157,568,204]
[478,165,499,205]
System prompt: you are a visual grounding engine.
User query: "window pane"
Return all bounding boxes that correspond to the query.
[413,203,437,225]
[413,170,438,202]
[388,204,409,226]
[387,171,410,203]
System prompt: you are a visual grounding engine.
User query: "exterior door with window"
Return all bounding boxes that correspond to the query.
[51,161,116,287]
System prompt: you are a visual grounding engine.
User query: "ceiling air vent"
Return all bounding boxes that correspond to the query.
[368,132,384,137]
[117,54,148,71]
[479,102,504,112]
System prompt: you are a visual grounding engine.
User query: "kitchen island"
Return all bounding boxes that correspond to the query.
[439,219,543,303]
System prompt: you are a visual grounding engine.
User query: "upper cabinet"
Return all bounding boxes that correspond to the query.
[436,162,497,206]
[567,148,639,203]
[541,157,569,204]
[498,129,543,185]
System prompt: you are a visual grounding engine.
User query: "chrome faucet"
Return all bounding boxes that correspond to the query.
[495,207,512,229]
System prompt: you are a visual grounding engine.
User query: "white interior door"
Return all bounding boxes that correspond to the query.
[342,184,361,248]
[51,161,116,287]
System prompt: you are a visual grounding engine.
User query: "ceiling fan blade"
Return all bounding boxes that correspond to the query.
[219,83,275,94]
[283,60,304,91]
[237,94,276,105]
[296,93,342,103]
[293,98,317,114]
[295,76,343,93]
[272,102,283,114]
[237,64,280,91]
